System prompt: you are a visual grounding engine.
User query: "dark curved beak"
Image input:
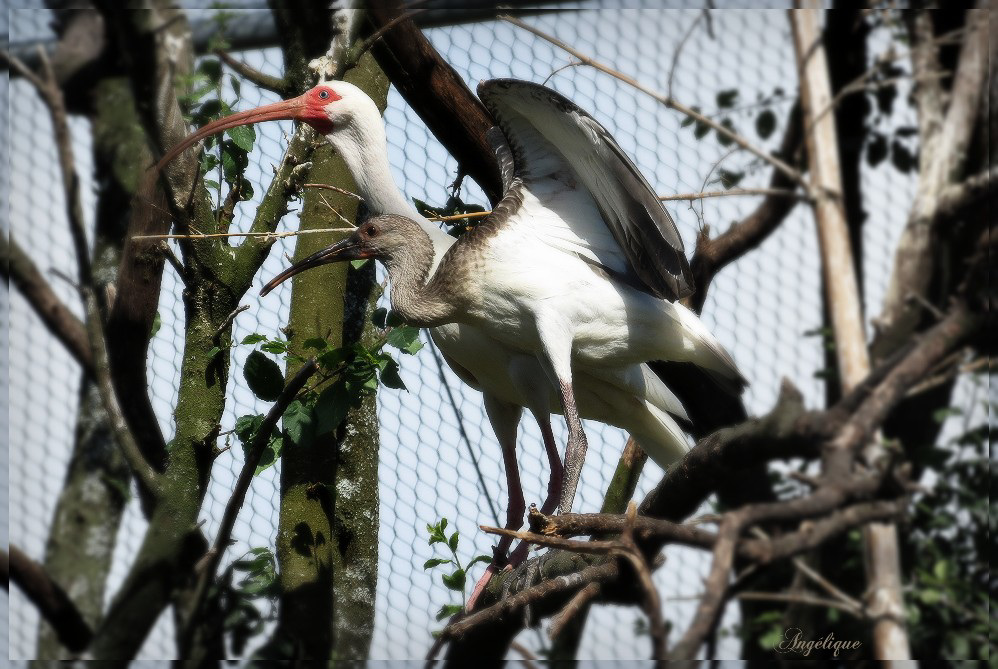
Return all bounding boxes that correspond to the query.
[260,234,370,296]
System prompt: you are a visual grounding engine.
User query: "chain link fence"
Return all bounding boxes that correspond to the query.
[7,4,929,661]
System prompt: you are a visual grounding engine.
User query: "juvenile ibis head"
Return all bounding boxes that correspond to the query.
[260,214,423,294]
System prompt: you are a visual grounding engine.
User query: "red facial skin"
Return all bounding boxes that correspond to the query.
[157,85,341,171]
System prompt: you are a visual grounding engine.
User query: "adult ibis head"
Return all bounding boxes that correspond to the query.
[158,82,384,171]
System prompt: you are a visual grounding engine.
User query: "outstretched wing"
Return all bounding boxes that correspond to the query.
[478,78,694,301]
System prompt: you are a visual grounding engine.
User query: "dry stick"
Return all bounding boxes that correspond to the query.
[181,358,320,649]
[616,502,667,665]
[5,47,162,497]
[500,15,809,193]
[737,591,867,618]
[660,188,806,201]
[791,7,911,664]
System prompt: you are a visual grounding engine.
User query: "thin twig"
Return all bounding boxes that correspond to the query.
[509,641,539,669]
[303,182,364,200]
[660,187,807,202]
[737,591,867,619]
[132,227,354,241]
[213,305,249,339]
[667,13,703,99]
[500,15,808,192]
[181,358,320,651]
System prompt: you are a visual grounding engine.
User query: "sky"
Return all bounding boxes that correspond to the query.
[7,4,981,663]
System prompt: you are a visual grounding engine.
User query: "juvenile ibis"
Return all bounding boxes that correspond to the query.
[161,79,745,604]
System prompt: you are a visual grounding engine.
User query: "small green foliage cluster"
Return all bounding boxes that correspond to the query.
[175,18,257,211]
[231,310,423,475]
[211,546,279,656]
[681,87,786,191]
[413,195,487,238]
[904,395,995,662]
[423,518,491,621]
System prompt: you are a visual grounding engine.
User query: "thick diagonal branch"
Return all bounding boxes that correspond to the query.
[1,235,93,374]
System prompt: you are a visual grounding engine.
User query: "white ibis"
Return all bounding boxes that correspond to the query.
[160,79,743,603]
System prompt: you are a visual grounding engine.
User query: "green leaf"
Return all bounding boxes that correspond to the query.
[718,169,745,189]
[229,74,241,96]
[755,109,776,139]
[435,604,464,621]
[314,383,350,435]
[241,333,267,345]
[221,139,249,181]
[150,311,162,338]
[866,133,888,167]
[442,569,466,592]
[207,345,225,359]
[379,359,406,390]
[302,337,328,350]
[423,558,453,570]
[468,554,493,568]
[716,118,736,147]
[200,153,219,173]
[716,89,739,108]
[198,58,222,84]
[890,139,916,173]
[693,120,710,140]
[282,399,315,447]
[387,326,423,354]
[204,179,220,191]
[227,124,256,153]
[680,106,700,127]
[261,339,289,355]
[350,259,370,269]
[448,531,460,553]
[234,414,264,443]
[244,351,285,401]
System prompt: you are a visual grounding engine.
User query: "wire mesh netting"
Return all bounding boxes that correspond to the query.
[5,4,946,662]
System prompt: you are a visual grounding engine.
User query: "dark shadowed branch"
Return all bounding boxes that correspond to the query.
[9,545,93,653]
[1,235,94,374]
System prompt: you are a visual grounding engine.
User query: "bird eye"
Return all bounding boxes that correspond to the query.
[318,90,329,100]
[366,226,378,237]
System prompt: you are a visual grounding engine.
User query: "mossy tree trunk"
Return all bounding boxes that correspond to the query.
[264,12,386,659]
[32,74,145,662]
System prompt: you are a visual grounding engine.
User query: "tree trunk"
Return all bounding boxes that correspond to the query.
[262,7,384,661]
[33,73,147,662]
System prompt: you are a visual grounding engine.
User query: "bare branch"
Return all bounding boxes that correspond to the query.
[1,235,94,374]
[9,545,93,652]
[659,187,806,202]
[216,50,287,95]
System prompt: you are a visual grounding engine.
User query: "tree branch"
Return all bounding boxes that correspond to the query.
[216,49,288,95]
[9,545,94,653]
[688,102,804,313]
[367,1,502,204]
[5,45,163,501]
[1,235,94,374]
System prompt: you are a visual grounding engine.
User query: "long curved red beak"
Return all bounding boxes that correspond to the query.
[156,93,313,171]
